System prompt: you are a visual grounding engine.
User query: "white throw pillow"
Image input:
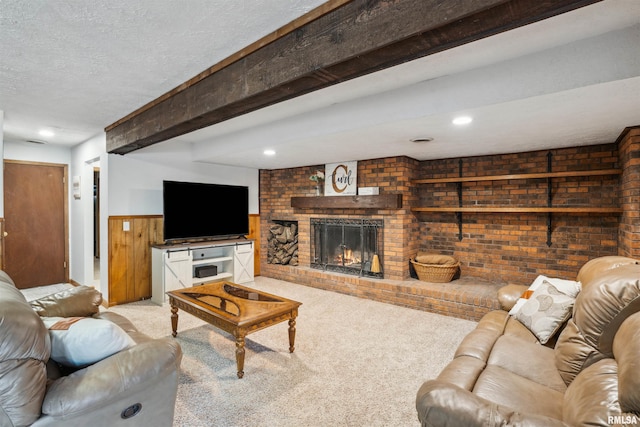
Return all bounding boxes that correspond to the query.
[514,280,578,344]
[508,275,581,315]
[42,317,135,368]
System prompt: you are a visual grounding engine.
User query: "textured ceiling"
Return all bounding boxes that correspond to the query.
[0,0,326,144]
[1,0,639,169]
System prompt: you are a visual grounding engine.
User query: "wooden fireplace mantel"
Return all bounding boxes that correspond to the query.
[291,194,402,209]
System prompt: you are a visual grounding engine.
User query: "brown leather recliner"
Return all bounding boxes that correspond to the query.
[0,272,183,427]
[416,256,640,426]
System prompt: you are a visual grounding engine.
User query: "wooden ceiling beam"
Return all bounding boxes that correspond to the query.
[106,0,602,155]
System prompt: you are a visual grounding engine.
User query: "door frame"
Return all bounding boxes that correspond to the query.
[0,218,4,270]
[3,160,70,283]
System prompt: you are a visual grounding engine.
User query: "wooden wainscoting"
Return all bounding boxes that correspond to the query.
[108,215,163,306]
[248,214,260,276]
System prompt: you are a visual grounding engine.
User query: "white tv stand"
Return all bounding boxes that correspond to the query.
[151,238,254,305]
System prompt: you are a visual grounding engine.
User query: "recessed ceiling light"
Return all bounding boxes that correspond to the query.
[263,149,276,156]
[39,129,55,137]
[452,116,473,126]
[410,137,434,143]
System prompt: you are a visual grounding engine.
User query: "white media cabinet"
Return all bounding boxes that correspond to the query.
[151,238,254,305]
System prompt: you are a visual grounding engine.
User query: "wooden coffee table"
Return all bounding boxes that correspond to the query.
[167,281,301,378]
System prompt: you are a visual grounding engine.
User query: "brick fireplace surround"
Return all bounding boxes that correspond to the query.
[259,127,640,321]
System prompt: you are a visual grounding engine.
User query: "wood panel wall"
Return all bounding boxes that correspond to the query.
[108,214,261,306]
[108,215,163,306]
[249,214,261,276]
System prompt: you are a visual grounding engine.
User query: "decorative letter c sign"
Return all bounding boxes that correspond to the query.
[325,161,357,196]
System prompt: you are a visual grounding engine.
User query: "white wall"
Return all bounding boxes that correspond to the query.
[109,154,260,215]
[4,140,71,165]
[70,134,106,294]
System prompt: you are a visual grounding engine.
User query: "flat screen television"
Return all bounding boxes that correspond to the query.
[163,180,249,242]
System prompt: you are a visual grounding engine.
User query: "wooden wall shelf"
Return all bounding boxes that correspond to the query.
[291,194,402,209]
[411,206,623,213]
[412,169,621,184]
[412,155,622,246]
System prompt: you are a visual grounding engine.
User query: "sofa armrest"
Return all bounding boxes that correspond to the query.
[30,286,102,317]
[497,284,528,311]
[416,380,568,427]
[42,338,182,419]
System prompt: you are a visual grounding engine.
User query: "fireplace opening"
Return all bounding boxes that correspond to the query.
[310,218,383,278]
[267,220,299,266]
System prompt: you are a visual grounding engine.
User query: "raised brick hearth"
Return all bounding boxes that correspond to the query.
[259,127,640,321]
[264,264,502,321]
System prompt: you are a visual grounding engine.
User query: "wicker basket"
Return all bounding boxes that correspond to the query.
[411,259,460,283]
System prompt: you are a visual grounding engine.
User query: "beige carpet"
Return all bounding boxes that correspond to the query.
[108,277,477,427]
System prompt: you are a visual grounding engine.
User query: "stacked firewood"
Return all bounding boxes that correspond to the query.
[267,222,298,265]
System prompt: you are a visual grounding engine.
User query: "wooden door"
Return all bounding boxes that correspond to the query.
[4,161,67,288]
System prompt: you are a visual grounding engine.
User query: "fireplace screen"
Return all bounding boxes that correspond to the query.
[310,218,383,278]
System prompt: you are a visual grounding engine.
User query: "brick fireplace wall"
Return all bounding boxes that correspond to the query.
[260,156,420,282]
[618,127,640,258]
[258,129,638,319]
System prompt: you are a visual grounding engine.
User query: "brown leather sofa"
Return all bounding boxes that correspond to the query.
[416,256,640,426]
[0,271,182,427]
